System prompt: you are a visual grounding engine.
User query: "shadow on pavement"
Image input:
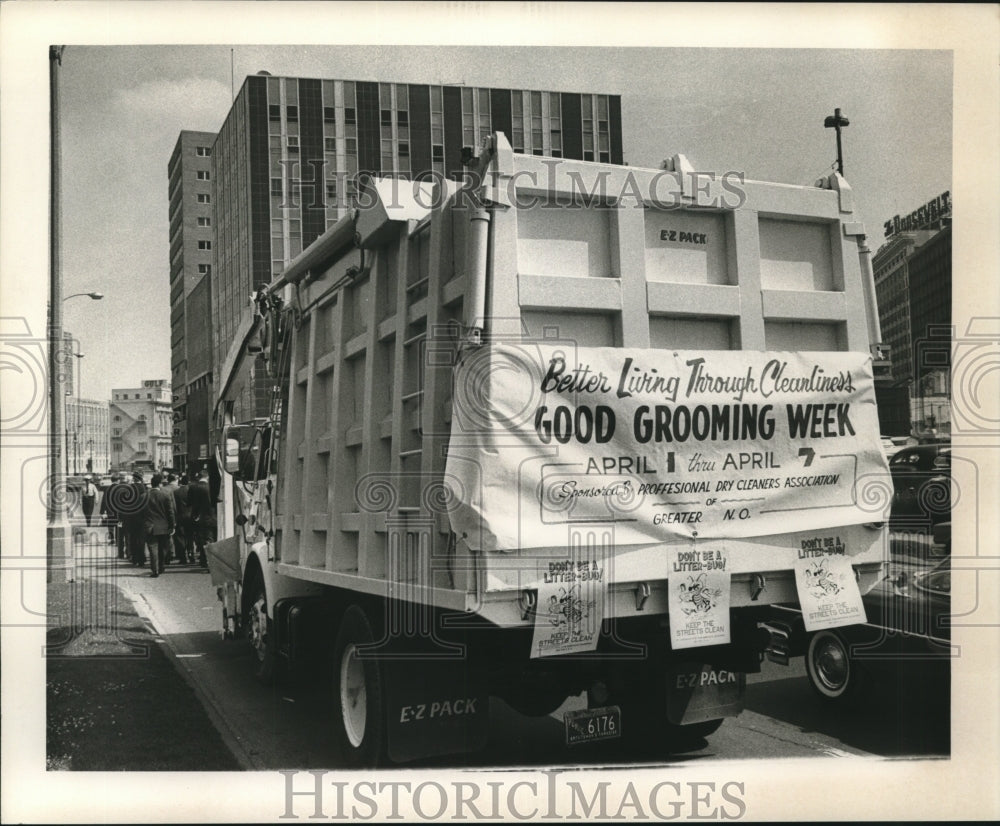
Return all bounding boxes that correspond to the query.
[744,663,949,757]
[46,579,241,771]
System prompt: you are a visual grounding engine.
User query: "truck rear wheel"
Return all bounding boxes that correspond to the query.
[332,605,387,767]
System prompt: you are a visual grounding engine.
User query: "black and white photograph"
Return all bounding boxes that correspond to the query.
[1,3,998,823]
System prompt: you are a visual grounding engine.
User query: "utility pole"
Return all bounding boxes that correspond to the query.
[48,45,71,583]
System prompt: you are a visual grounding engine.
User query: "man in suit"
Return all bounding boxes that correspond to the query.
[172,474,193,565]
[122,471,149,566]
[143,473,176,577]
[100,472,126,556]
[160,473,180,563]
[187,468,216,569]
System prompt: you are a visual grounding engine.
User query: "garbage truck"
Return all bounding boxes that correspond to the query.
[208,132,891,766]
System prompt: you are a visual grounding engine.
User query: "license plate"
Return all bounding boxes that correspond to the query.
[564,705,622,746]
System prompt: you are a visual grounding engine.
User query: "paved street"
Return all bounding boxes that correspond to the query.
[64,524,949,769]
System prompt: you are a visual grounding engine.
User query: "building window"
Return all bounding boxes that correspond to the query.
[198,240,211,250]
[197,193,210,204]
[197,216,211,227]
[344,107,356,125]
[345,137,357,155]
[196,146,212,157]
[432,144,444,162]
[112,428,121,436]
[398,142,410,157]
[197,170,210,181]
[271,177,282,196]
[269,104,281,121]
[286,105,298,122]
[287,136,299,153]
[138,442,147,452]
[324,106,336,124]
[325,137,336,152]
[381,109,393,126]
[198,264,211,275]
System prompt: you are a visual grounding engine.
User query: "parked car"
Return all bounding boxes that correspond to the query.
[880,436,905,459]
[888,444,951,528]
[889,444,948,473]
[764,550,951,705]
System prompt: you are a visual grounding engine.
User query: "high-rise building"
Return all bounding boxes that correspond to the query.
[168,130,217,472]
[872,191,951,436]
[60,328,109,473]
[207,74,624,425]
[110,380,173,470]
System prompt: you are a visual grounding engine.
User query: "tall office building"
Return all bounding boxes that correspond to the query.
[872,191,951,436]
[61,329,109,473]
[208,74,624,425]
[168,130,217,471]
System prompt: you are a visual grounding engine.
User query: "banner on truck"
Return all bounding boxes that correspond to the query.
[445,344,890,553]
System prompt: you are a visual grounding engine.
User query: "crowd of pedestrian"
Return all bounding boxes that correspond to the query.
[96,465,217,578]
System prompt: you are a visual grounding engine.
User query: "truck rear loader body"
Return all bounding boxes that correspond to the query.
[209,133,891,765]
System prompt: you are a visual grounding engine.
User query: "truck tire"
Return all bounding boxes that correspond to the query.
[332,605,387,768]
[245,572,278,684]
[805,629,867,705]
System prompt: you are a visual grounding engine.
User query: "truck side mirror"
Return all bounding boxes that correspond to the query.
[223,424,272,482]
[224,436,242,475]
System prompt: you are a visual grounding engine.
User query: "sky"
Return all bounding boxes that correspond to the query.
[56,42,950,401]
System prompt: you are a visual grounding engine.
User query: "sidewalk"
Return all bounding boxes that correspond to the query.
[46,539,240,771]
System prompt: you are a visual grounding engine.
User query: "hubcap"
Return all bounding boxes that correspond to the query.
[250,596,267,661]
[814,637,849,692]
[340,644,367,747]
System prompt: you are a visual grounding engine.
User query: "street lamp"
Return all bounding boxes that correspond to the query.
[48,43,100,581]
